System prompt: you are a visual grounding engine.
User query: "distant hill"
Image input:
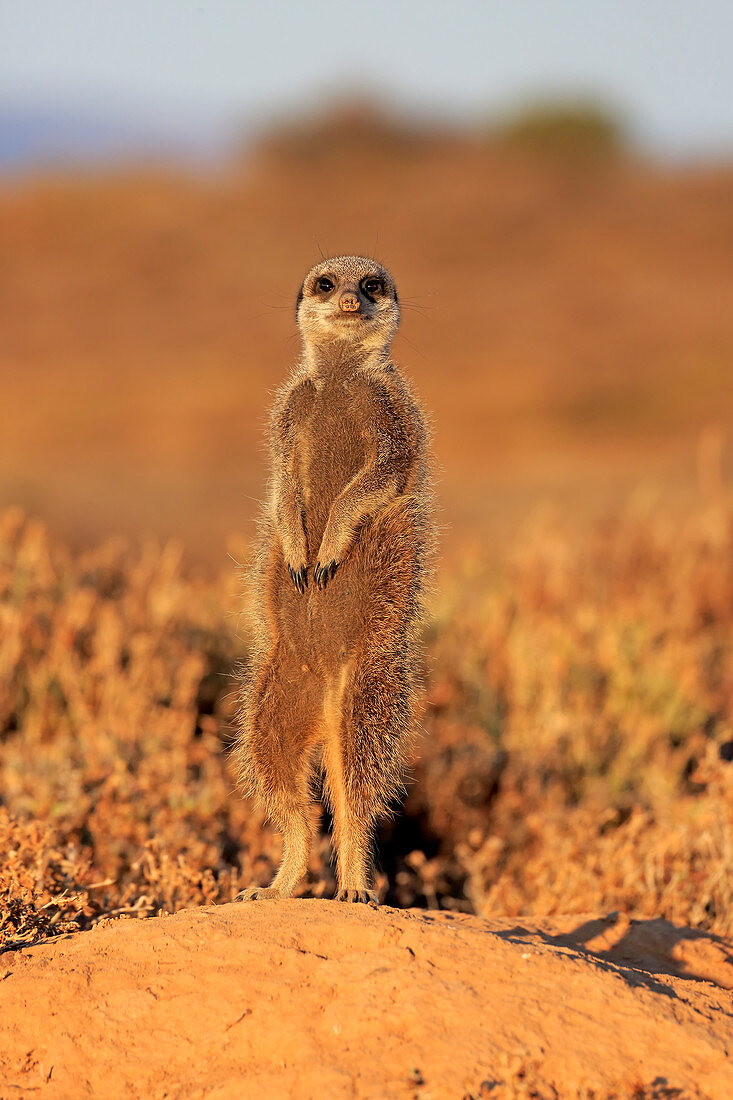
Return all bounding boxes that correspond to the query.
[0,101,232,171]
[1,102,731,559]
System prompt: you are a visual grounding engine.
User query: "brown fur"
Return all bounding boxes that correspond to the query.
[234,255,435,905]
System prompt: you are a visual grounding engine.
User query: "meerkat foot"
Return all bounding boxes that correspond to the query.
[336,888,379,906]
[235,886,288,902]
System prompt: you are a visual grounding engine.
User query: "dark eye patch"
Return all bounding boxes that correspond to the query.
[316,276,335,293]
[362,277,383,297]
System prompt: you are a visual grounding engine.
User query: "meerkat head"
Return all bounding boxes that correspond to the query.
[296,255,399,353]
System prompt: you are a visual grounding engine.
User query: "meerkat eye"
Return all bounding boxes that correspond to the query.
[362,278,383,296]
[316,276,334,293]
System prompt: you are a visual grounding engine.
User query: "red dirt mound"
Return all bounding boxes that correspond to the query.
[1,901,731,1099]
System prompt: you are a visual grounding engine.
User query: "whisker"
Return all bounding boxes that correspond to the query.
[314,238,329,262]
[395,332,427,360]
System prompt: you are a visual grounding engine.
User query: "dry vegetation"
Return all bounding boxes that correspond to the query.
[2,493,732,950]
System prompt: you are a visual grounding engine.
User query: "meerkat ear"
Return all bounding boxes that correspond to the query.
[295,282,305,320]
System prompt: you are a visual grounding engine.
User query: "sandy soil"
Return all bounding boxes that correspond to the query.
[1,901,732,1099]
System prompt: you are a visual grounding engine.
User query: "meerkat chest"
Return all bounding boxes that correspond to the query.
[299,380,367,503]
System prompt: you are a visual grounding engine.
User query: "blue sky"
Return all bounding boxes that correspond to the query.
[2,0,732,162]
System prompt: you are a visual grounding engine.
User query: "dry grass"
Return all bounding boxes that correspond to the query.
[2,496,731,949]
[461,1062,703,1100]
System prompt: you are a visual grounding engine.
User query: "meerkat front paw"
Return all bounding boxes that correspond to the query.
[235,886,285,902]
[314,520,350,589]
[336,888,379,906]
[314,559,338,589]
[286,562,309,594]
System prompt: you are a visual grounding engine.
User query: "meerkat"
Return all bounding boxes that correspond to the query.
[234,255,434,905]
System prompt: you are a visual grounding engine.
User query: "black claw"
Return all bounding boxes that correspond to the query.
[321,560,336,589]
[313,560,337,589]
[287,562,308,594]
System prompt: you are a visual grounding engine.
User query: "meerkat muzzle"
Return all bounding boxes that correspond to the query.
[339,293,361,313]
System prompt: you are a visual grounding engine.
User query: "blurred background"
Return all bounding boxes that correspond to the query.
[1,0,732,563]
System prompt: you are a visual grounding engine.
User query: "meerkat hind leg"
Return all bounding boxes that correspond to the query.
[237,797,311,902]
[236,650,318,903]
[323,663,380,907]
[334,807,378,906]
